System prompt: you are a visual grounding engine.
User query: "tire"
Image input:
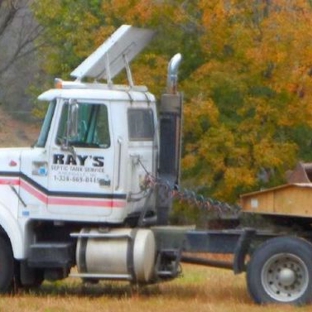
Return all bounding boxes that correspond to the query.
[247,236,312,305]
[0,236,14,293]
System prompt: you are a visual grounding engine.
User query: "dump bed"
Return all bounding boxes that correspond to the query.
[240,183,312,217]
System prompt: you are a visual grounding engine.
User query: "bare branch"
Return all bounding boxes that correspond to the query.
[0,24,44,75]
[0,1,19,38]
[0,0,44,76]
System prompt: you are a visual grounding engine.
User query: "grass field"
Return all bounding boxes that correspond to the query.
[0,264,309,312]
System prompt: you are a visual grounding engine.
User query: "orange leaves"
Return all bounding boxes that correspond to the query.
[92,26,116,48]
[101,0,185,28]
[183,97,219,136]
[131,53,168,96]
[101,0,155,26]
[181,153,198,173]
[216,166,255,199]
[253,138,297,169]
[244,0,312,99]
[200,0,227,27]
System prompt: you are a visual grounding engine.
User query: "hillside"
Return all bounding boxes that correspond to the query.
[0,107,41,147]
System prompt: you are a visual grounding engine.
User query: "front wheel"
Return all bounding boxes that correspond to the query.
[0,236,14,293]
[247,236,312,305]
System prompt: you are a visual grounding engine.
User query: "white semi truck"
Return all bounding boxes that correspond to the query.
[0,25,183,290]
[1,25,312,306]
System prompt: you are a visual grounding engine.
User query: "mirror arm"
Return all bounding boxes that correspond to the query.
[61,143,77,161]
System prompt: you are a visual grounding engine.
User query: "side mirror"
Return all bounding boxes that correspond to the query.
[67,99,79,139]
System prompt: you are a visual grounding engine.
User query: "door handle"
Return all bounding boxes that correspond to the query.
[115,137,123,190]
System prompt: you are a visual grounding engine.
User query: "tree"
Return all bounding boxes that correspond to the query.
[0,0,42,76]
[181,0,312,201]
[0,0,43,116]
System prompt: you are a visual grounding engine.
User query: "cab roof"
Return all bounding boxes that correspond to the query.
[37,88,156,103]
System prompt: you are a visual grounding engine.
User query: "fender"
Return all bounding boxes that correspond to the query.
[0,201,27,259]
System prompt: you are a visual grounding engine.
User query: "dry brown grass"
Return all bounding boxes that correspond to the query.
[0,264,308,312]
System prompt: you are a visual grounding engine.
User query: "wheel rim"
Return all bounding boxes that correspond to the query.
[261,253,309,302]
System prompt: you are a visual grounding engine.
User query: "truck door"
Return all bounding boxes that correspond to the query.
[47,100,117,219]
[127,107,157,214]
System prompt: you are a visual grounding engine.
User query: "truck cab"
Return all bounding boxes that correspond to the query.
[0,25,161,228]
[23,83,158,224]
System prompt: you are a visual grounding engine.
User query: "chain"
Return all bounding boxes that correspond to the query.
[137,158,240,219]
[156,179,240,218]
[174,186,240,218]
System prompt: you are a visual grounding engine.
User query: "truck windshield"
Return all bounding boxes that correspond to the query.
[35,100,57,148]
[56,102,110,148]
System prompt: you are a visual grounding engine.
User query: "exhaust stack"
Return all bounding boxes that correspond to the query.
[157,54,183,225]
[167,53,182,94]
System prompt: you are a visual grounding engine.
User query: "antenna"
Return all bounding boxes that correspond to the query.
[123,54,134,88]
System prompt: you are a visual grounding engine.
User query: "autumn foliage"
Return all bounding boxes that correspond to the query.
[32,0,312,202]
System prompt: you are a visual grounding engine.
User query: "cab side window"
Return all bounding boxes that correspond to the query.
[128,109,154,141]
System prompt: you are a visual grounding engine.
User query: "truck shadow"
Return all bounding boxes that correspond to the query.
[18,280,251,303]
[19,282,170,298]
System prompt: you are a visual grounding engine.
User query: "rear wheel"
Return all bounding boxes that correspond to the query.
[247,236,312,305]
[0,236,14,293]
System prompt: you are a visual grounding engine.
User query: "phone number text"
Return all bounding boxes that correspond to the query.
[53,175,99,183]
